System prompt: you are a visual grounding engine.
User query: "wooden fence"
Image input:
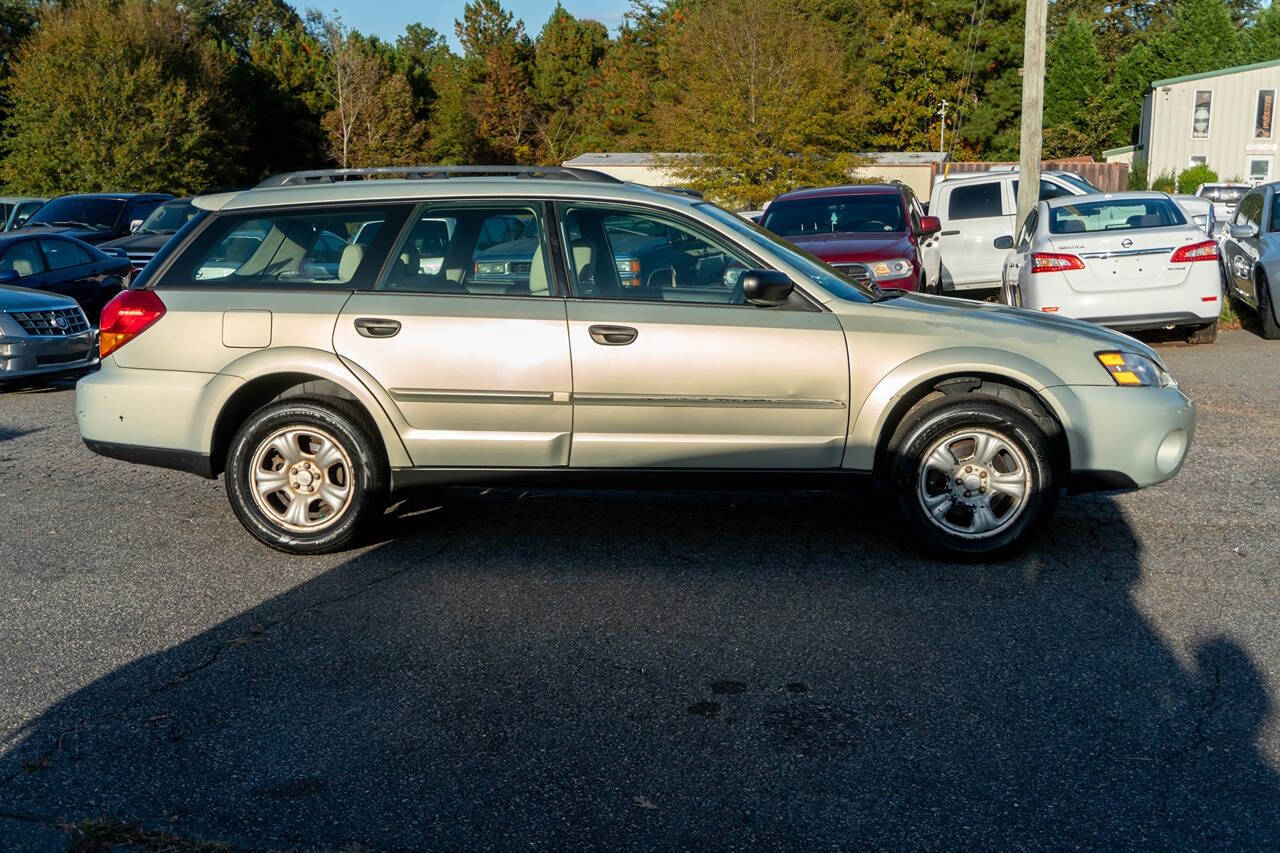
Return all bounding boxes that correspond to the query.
[936,159,1130,192]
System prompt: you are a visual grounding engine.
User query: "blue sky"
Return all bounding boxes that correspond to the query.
[323,1,628,49]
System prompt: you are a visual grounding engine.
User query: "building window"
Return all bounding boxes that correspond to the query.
[1247,158,1272,185]
[1189,155,1208,167]
[1192,90,1212,139]
[1256,90,1275,140]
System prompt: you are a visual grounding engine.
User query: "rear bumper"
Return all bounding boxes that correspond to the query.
[1044,383,1195,491]
[83,438,215,478]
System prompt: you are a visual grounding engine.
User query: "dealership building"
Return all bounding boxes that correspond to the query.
[1106,59,1280,185]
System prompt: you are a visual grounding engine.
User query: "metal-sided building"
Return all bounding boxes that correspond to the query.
[1119,59,1280,186]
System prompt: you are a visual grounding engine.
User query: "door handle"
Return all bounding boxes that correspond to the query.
[354,317,401,338]
[588,324,638,346]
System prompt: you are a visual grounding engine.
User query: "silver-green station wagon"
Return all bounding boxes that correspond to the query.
[77,166,1195,558]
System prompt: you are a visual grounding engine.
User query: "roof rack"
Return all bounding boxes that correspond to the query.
[255,165,624,188]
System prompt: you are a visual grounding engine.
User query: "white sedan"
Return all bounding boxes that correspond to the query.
[1000,192,1223,344]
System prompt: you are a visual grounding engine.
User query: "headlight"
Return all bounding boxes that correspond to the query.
[868,258,913,280]
[475,261,507,275]
[1096,351,1166,387]
[615,258,640,274]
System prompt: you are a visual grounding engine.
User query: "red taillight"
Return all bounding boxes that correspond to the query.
[1170,240,1218,263]
[99,289,165,359]
[1031,252,1085,274]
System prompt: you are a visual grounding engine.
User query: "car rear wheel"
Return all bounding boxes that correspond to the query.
[1185,319,1218,345]
[890,398,1058,560]
[1259,273,1280,340]
[226,397,386,554]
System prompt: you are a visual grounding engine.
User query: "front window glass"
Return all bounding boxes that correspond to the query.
[1237,194,1263,228]
[558,204,753,304]
[1048,198,1186,234]
[140,200,197,234]
[25,197,123,231]
[761,194,906,236]
[697,202,875,302]
[948,183,1003,220]
[0,240,46,276]
[379,205,552,296]
[161,206,406,288]
[40,238,92,270]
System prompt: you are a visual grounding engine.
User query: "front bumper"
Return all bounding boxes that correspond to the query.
[0,330,98,380]
[1045,383,1195,492]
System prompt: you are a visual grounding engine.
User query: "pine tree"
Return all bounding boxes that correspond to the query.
[1155,0,1246,77]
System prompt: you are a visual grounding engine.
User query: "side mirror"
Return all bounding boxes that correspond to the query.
[918,215,942,236]
[1230,222,1259,239]
[0,269,19,284]
[993,235,1015,250]
[129,219,144,233]
[740,269,794,307]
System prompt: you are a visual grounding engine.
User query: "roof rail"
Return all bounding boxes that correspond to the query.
[255,165,624,188]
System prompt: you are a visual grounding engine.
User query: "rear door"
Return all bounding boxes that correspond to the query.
[937,178,1014,291]
[38,237,115,322]
[333,201,573,468]
[556,202,849,469]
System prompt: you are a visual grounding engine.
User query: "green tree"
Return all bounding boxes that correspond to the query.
[241,23,330,177]
[1043,16,1116,156]
[2,0,245,194]
[1154,0,1245,78]
[532,5,608,161]
[1247,2,1280,62]
[862,14,953,151]
[653,0,866,207]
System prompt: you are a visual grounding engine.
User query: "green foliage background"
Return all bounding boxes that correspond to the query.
[0,0,1275,202]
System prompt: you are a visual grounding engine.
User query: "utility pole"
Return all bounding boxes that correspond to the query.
[937,100,948,155]
[1015,0,1048,232]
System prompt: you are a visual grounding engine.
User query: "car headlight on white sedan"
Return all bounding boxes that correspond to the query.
[1096,351,1172,387]
[869,258,914,280]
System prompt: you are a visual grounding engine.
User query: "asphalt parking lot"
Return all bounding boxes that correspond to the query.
[1,330,1279,850]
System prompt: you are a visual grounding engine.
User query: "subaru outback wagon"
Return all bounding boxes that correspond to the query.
[77,166,1195,559]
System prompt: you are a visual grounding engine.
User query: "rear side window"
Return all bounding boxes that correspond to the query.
[1048,198,1186,234]
[159,205,410,289]
[1237,193,1264,229]
[40,238,92,270]
[948,183,1003,220]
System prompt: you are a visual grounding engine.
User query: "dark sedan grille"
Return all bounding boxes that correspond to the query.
[508,261,532,275]
[832,262,873,286]
[9,307,90,337]
[126,251,156,271]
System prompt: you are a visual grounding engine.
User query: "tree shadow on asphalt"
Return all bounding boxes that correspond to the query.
[1,488,1278,849]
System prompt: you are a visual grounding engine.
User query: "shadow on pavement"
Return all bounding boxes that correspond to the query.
[1,488,1277,848]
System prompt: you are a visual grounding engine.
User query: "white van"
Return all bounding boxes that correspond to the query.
[928,171,1100,294]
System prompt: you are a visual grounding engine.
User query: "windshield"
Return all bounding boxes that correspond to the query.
[697,202,876,302]
[141,199,196,234]
[761,194,906,236]
[1055,173,1101,194]
[26,196,124,231]
[1049,198,1187,234]
[1198,185,1247,204]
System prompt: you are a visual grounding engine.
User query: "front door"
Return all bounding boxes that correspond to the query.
[333,202,574,468]
[554,203,850,469]
[1224,191,1265,302]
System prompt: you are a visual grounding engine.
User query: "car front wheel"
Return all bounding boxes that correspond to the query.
[890,398,1058,560]
[226,397,386,554]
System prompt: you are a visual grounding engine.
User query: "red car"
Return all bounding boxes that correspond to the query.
[760,183,941,292]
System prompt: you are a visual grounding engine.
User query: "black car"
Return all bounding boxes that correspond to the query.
[19,193,173,245]
[0,232,131,324]
[99,197,197,276]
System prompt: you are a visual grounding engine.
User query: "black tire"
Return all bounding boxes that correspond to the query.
[1185,319,1218,345]
[1259,273,1280,340]
[889,397,1059,560]
[225,397,387,554]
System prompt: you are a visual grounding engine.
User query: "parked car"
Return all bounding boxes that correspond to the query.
[0,285,97,383]
[19,193,173,245]
[1219,182,1280,339]
[737,209,765,224]
[760,183,941,292]
[1196,182,1250,224]
[1170,194,1216,235]
[100,197,197,278]
[1000,192,1221,344]
[0,232,131,323]
[78,165,1194,560]
[0,196,46,232]
[927,170,1101,294]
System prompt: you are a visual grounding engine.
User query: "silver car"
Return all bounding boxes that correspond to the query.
[1219,182,1280,339]
[76,166,1195,559]
[0,285,96,383]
